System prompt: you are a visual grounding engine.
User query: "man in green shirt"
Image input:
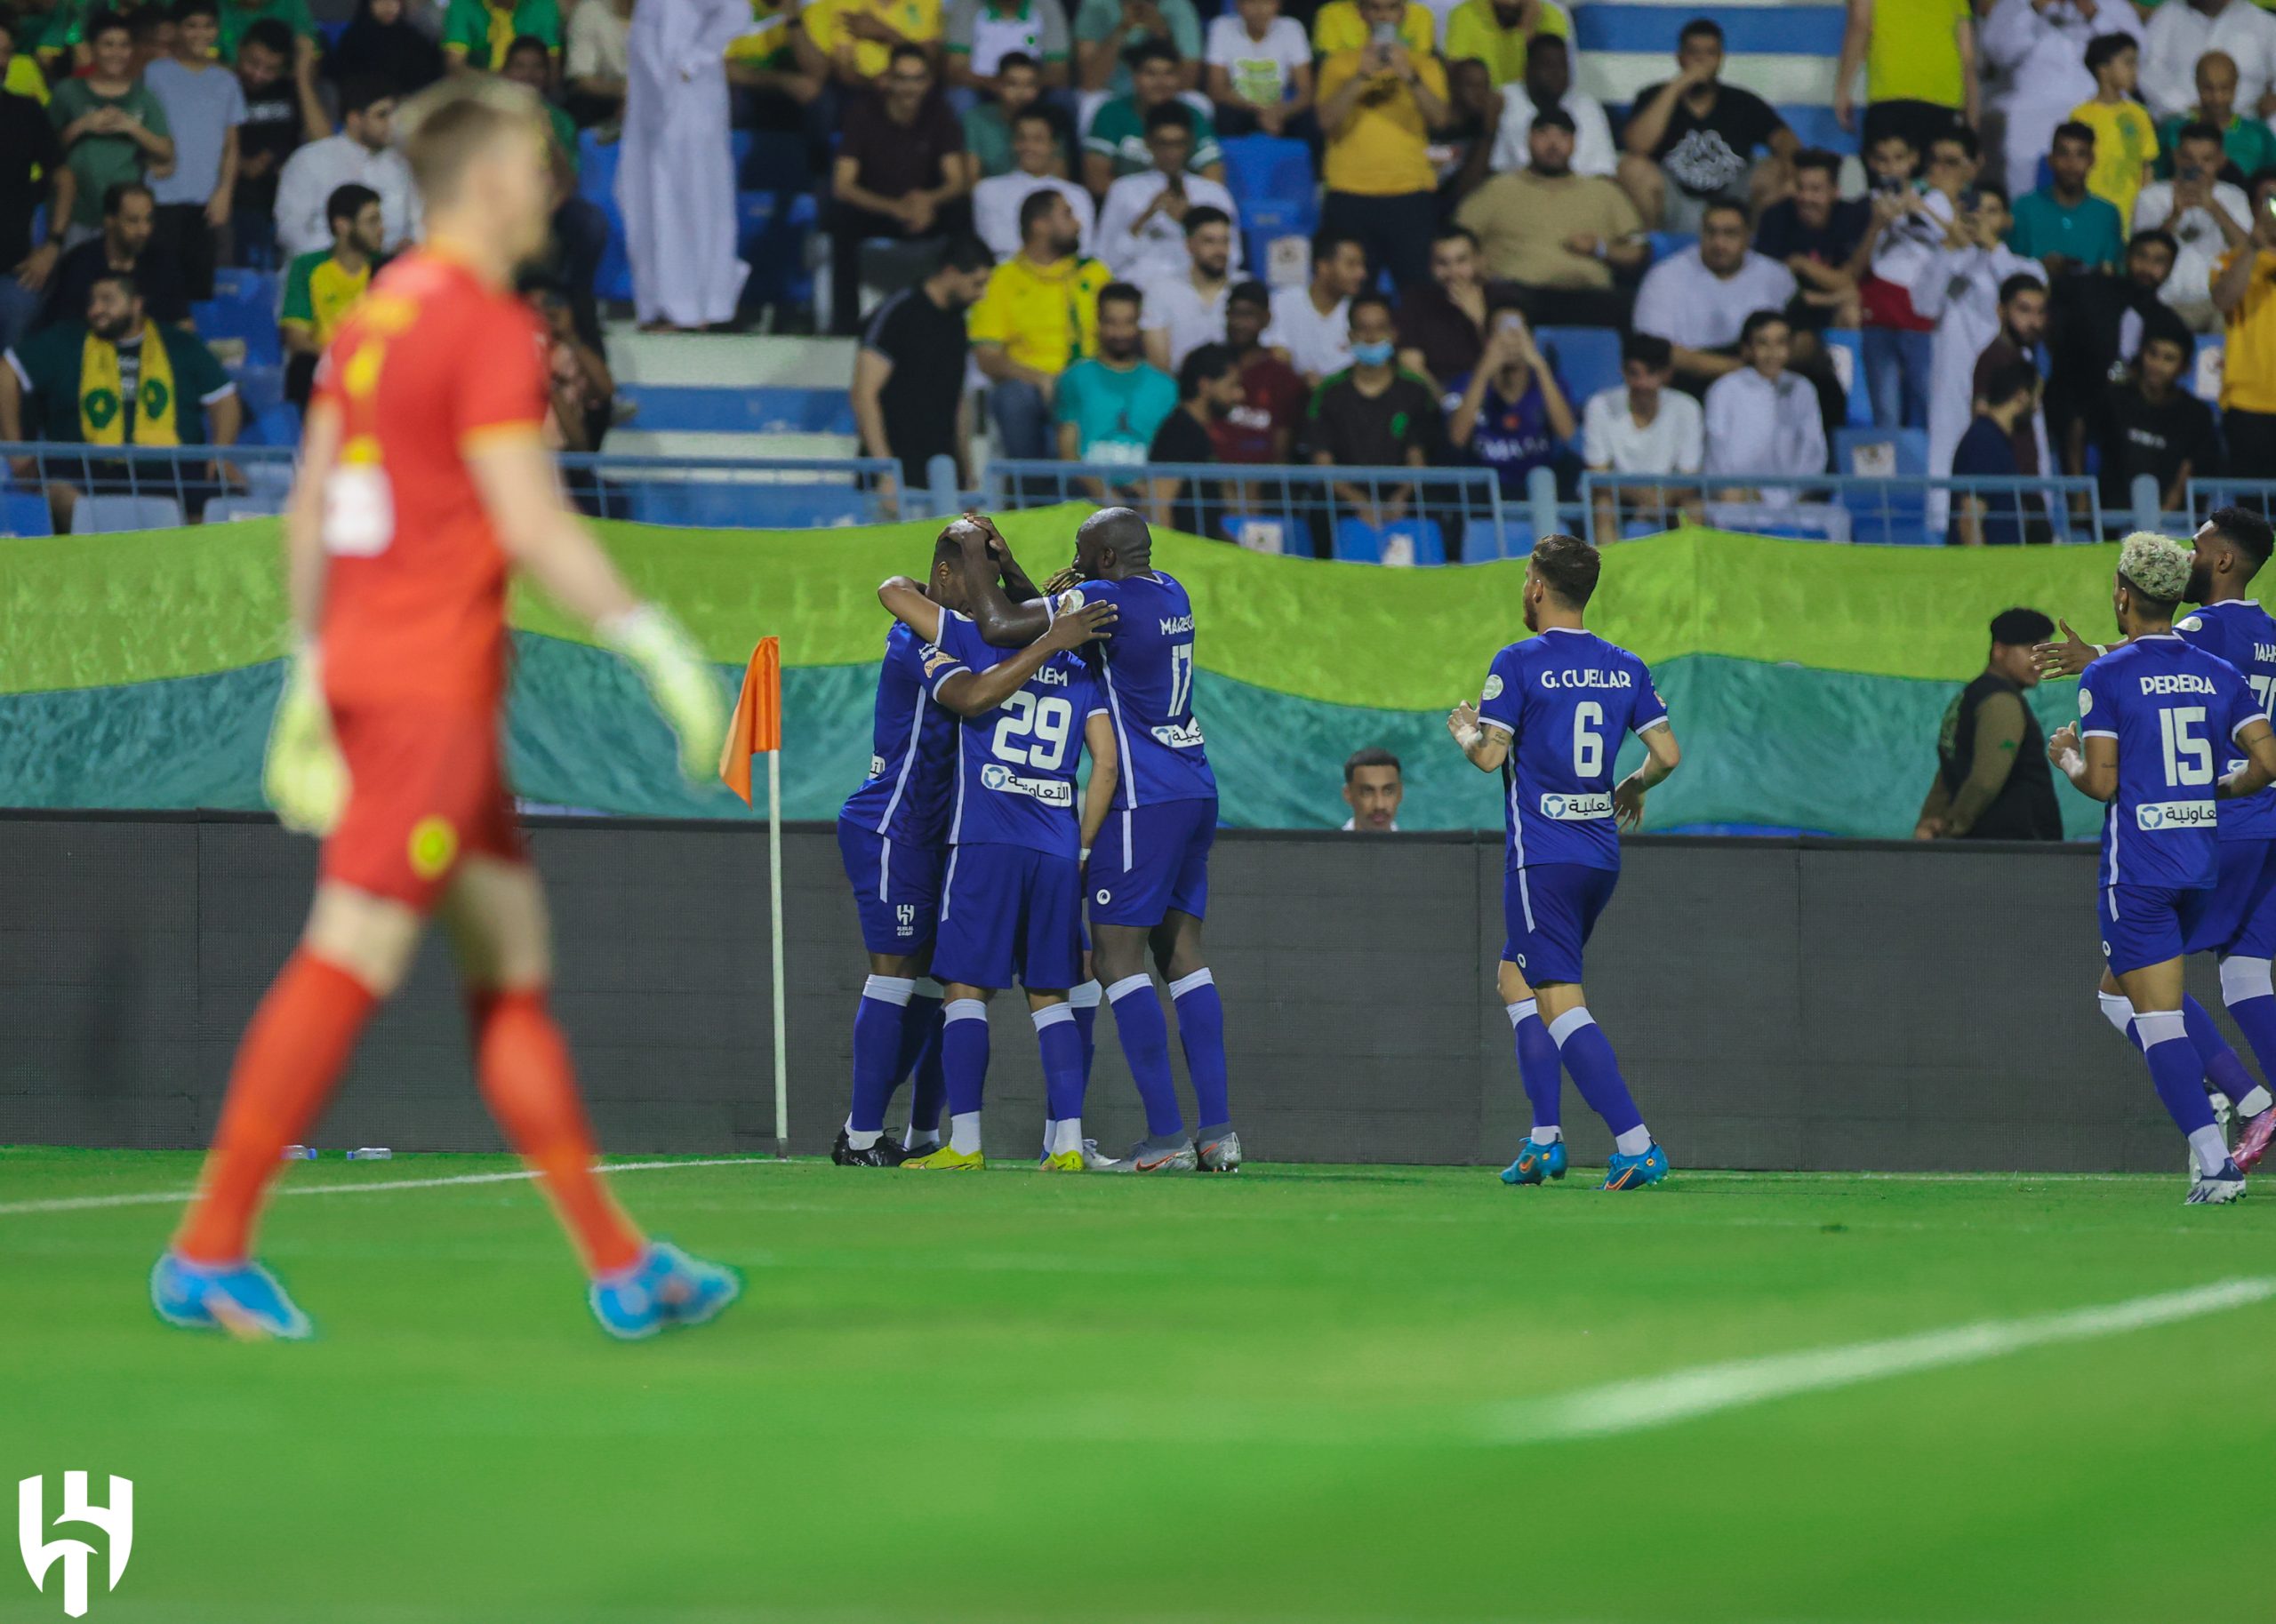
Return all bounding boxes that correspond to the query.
[2008,120,2123,274]
[961,50,1052,177]
[442,0,562,72]
[1081,40,1221,192]
[49,14,176,236]
[2154,50,2276,180]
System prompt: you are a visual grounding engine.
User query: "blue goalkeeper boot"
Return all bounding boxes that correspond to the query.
[1599,1143,1671,1190]
[589,1242,743,1340]
[150,1253,315,1340]
[1500,1137,1568,1186]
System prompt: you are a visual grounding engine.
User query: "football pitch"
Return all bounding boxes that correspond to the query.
[4,1147,2272,1624]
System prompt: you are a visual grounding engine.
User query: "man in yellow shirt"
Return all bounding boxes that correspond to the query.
[1316,0,1447,292]
[968,188,1110,457]
[2214,168,2276,472]
[799,0,943,85]
[279,181,382,410]
[1441,0,1571,88]
[1831,0,1976,160]
[2070,34,2157,225]
[1311,0,1430,56]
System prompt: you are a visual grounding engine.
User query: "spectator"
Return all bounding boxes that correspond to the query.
[1268,228,1366,383]
[854,234,994,504]
[44,181,191,332]
[1097,107,1238,284]
[1396,225,1494,392]
[1436,57,1503,206]
[828,44,974,334]
[1456,106,1644,328]
[279,182,382,411]
[1054,279,1176,469]
[1946,358,2039,544]
[217,0,319,70]
[726,0,825,130]
[1703,308,1826,500]
[498,33,611,343]
[130,8,179,82]
[2092,312,2217,515]
[50,12,176,249]
[1912,607,2062,836]
[801,0,947,92]
[1139,204,1232,370]
[1,11,75,355]
[969,187,1111,456]
[944,0,1070,95]
[1486,35,1613,180]
[624,0,762,332]
[1084,41,1222,192]
[1214,278,1305,461]
[0,269,240,531]
[1443,301,1574,500]
[1757,148,1868,330]
[1969,272,2054,490]
[329,0,445,101]
[2050,227,2176,471]
[1583,330,1704,538]
[1618,18,1796,230]
[2134,120,2250,331]
[963,51,1052,178]
[2211,164,2276,472]
[2008,121,2123,275]
[1074,0,1202,97]
[1341,747,1403,831]
[1304,292,1438,528]
[2156,51,2276,182]
[1313,0,1432,58]
[2141,0,2276,125]
[1205,0,1311,138]
[1316,0,1448,291]
[534,280,616,460]
[1978,0,2135,201]
[1831,0,1976,160]
[1911,183,2044,535]
[1632,200,1799,392]
[1147,340,1238,536]
[440,0,562,73]
[230,19,325,263]
[279,81,418,265]
[144,0,247,301]
[974,106,1094,255]
[2070,33,2157,225]
[563,0,630,124]
[1849,128,1935,428]
[1442,0,1571,88]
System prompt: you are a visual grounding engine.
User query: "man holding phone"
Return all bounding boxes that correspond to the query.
[2212,166,2276,472]
[1316,0,1448,290]
[2134,121,2250,332]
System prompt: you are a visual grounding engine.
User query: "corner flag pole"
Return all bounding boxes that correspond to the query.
[719,637,788,1158]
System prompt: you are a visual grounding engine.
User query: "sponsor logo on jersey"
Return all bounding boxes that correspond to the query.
[1151,721,1206,748]
[869,753,886,780]
[1095,889,1112,905]
[922,648,959,677]
[2139,673,2219,697]
[2136,799,2218,830]
[1539,792,1613,821]
[1540,668,1634,691]
[980,763,1074,806]
[2179,616,2204,632]
[2080,688,2095,716]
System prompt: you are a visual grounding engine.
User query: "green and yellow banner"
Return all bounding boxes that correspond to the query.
[0,509,2227,836]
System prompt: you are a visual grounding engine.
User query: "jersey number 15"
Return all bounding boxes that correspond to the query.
[2160,707,2213,788]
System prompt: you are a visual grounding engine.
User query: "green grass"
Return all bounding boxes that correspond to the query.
[3,1147,2272,1623]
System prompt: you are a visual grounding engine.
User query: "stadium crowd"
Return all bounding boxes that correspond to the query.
[4,0,2276,547]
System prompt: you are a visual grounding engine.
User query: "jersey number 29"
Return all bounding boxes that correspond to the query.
[992,692,1074,772]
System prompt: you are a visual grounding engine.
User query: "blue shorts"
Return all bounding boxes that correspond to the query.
[934,841,1084,991]
[2102,881,2216,975]
[1503,861,1618,985]
[835,818,942,956]
[1089,796,1216,927]
[2184,840,2276,962]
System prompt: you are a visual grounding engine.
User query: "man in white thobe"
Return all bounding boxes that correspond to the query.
[1980,0,2142,202]
[1911,196,2046,535]
[2141,0,2276,123]
[621,0,757,330]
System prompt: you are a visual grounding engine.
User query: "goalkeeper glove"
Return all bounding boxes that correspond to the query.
[601,604,728,782]
[262,646,348,836]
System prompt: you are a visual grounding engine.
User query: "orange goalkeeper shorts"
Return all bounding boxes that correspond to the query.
[318,701,527,912]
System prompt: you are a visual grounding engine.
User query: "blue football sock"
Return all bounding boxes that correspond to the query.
[846,976,914,1137]
[1548,1006,1646,1144]
[2138,1010,2216,1135]
[2220,958,2276,1108]
[2183,995,2257,1102]
[904,998,946,1135]
[1107,973,1185,1138]
[1168,968,1230,1130]
[1034,1004,1087,1128]
[1506,997,1561,1134]
[1070,980,1101,1084]
[941,999,990,1121]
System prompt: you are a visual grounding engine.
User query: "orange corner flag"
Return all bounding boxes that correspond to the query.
[719,636,782,804]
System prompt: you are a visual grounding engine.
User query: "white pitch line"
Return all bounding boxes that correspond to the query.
[1484,1276,2276,1444]
[0,1156,776,1217]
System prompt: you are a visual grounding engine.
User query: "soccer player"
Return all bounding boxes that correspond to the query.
[149,78,738,1342]
[2048,532,2276,1204]
[957,508,1235,1172]
[1446,533,1681,1191]
[877,521,1119,1170]
[2037,511,2276,1173]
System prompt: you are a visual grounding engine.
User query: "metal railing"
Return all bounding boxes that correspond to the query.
[2185,479,2276,532]
[1578,473,2112,548]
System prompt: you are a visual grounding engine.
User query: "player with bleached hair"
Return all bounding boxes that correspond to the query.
[1447,533,1682,1190]
[2048,532,2276,1203]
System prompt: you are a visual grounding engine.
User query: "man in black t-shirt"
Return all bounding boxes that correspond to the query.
[2092,315,2220,515]
[852,235,994,504]
[2050,228,2176,476]
[1754,148,1868,331]
[1147,341,1240,540]
[0,9,74,354]
[42,182,192,332]
[828,45,976,336]
[1304,292,1439,531]
[1617,18,1796,230]
[230,20,317,267]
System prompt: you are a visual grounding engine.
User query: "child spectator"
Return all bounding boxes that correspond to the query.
[145,0,248,300]
[49,12,176,247]
[2070,32,2157,224]
[1703,308,1826,500]
[1205,0,1311,137]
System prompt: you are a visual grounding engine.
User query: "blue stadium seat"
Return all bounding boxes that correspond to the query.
[1833,425,1930,543]
[1574,5,1847,55]
[204,494,284,524]
[0,491,52,537]
[234,363,285,416]
[1776,104,1855,156]
[1218,513,1313,556]
[243,402,303,446]
[71,494,182,534]
[580,130,633,303]
[627,482,874,529]
[1332,516,1445,565]
[739,188,821,308]
[197,268,282,365]
[1220,135,1318,277]
[615,383,854,435]
[1537,326,1623,412]
[1646,231,1696,266]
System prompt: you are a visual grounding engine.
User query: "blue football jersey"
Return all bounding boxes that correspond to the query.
[1070,572,1216,809]
[1475,627,1669,872]
[923,611,1106,858]
[2079,633,2266,891]
[2176,599,2276,843]
[838,620,958,844]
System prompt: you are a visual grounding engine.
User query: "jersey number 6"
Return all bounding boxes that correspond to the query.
[1573,701,1606,778]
